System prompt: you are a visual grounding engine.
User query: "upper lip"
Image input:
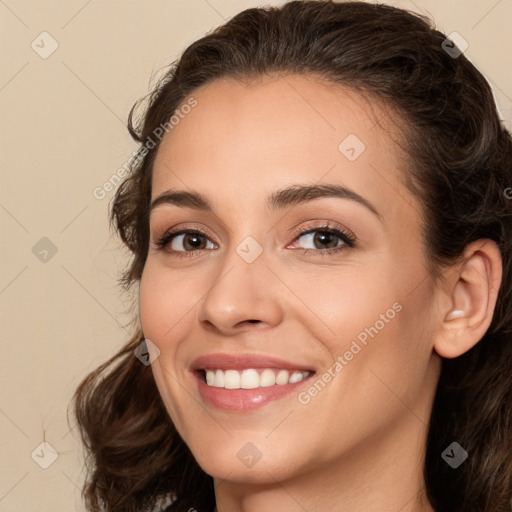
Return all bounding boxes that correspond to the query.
[191,353,316,372]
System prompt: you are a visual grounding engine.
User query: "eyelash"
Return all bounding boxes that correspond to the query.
[153,222,356,258]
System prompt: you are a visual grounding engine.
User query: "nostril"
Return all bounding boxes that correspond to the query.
[247,320,260,324]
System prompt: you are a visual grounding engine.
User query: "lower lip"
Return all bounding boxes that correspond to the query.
[194,371,314,411]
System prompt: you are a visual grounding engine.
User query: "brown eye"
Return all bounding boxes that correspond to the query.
[156,230,216,253]
[295,229,352,250]
[178,233,208,251]
[311,231,340,249]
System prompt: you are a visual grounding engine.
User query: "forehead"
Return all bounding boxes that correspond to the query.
[151,74,415,223]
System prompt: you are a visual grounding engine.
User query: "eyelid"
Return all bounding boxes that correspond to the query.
[153,220,356,255]
[153,222,218,243]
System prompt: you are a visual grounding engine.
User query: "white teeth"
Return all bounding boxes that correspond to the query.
[224,369,240,389]
[214,369,224,388]
[276,369,289,385]
[259,369,276,387]
[240,369,260,389]
[289,371,305,384]
[203,368,312,389]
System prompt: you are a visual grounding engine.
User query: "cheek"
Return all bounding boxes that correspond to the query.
[139,267,166,341]
[138,264,201,430]
[139,261,198,332]
[293,263,400,348]
[298,257,435,386]
[335,276,437,417]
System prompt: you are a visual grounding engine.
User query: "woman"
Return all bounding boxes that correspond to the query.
[71,1,512,511]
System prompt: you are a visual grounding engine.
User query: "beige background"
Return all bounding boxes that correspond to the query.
[0,1,511,511]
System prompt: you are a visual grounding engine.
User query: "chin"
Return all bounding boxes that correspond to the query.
[189,438,304,483]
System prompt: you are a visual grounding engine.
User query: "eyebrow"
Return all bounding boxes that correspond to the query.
[150,183,381,220]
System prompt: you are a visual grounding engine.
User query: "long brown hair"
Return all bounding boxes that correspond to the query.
[71,2,512,511]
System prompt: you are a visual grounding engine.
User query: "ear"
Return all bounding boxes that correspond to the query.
[434,239,502,359]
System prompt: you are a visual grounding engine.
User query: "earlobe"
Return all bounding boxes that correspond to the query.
[434,239,502,359]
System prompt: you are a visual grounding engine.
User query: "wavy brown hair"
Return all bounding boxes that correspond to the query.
[70,1,512,511]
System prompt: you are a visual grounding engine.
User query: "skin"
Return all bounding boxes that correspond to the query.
[138,74,502,511]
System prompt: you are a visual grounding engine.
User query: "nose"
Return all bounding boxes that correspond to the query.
[197,246,284,335]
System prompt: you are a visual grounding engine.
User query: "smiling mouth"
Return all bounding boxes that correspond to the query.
[199,368,314,389]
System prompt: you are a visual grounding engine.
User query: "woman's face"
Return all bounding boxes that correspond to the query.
[139,74,442,483]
